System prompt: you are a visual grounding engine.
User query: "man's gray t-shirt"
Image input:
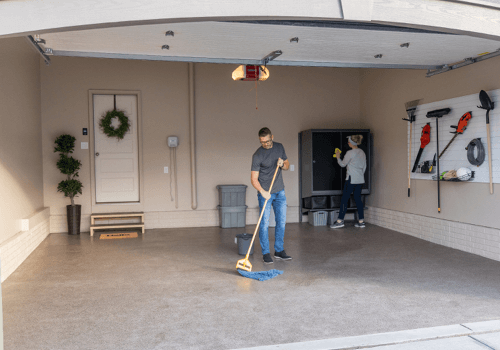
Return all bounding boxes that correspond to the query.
[251,142,287,194]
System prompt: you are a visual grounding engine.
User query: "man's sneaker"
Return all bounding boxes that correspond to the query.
[274,250,292,261]
[355,222,366,228]
[330,220,345,229]
[263,253,273,264]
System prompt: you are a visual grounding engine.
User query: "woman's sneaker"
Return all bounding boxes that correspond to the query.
[355,222,366,228]
[330,220,345,229]
[274,250,292,261]
[263,253,273,264]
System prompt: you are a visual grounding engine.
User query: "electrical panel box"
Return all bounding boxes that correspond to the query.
[168,136,178,148]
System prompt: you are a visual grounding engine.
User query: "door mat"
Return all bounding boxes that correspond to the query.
[99,232,139,239]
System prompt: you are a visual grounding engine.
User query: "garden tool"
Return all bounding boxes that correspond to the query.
[426,108,451,213]
[404,99,422,197]
[411,123,431,173]
[478,90,495,194]
[439,111,472,159]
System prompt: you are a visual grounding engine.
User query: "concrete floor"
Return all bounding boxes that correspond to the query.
[3,223,500,350]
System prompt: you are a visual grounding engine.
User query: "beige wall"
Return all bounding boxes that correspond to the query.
[0,37,44,244]
[359,56,500,229]
[41,57,362,220]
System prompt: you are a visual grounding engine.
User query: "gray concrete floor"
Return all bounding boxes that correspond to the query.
[3,223,500,350]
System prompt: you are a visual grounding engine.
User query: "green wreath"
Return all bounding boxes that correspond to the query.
[99,110,131,140]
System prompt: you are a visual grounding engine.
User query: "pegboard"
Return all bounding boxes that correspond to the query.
[408,90,500,183]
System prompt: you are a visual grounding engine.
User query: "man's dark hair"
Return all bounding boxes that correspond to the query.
[258,127,272,138]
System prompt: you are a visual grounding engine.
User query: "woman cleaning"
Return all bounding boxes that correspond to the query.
[330,135,367,229]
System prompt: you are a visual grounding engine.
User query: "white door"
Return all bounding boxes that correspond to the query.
[93,94,140,203]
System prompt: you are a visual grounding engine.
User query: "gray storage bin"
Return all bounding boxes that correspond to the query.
[235,233,254,255]
[217,185,247,207]
[308,211,328,226]
[218,205,247,228]
[327,210,339,225]
[328,210,355,223]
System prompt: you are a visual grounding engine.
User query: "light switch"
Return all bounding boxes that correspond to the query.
[164,167,169,173]
[81,142,88,149]
[290,164,294,171]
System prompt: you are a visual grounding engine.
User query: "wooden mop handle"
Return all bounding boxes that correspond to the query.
[244,161,281,259]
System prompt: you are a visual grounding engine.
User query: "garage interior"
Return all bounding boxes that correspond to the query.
[1,1,500,349]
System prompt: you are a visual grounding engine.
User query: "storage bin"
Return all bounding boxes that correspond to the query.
[303,196,328,209]
[218,205,247,228]
[327,211,339,225]
[349,195,365,208]
[217,185,247,207]
[329,195,342,208]
[308,211,328,226]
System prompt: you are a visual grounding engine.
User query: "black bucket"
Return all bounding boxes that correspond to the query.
[236,233,254,255]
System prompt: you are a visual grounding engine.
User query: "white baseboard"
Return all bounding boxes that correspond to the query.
[0,208,50,282]
[49,206,301,232]
[365,207,500,262]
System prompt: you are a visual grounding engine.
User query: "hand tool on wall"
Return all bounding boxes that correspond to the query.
[439,111,472,159]
[426,108,451,213]
[478,90,495,194]
[236,161,280,272]
[403,99,422,197]
[411,123,431,173]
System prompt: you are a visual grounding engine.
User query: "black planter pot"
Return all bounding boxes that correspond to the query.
[66,204,81,235]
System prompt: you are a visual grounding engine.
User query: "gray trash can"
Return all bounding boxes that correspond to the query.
[236,233,254,255]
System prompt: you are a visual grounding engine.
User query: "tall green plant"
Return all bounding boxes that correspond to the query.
[54,134,83,206]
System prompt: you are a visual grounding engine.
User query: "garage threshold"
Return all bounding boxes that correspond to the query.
[3,223,500,350]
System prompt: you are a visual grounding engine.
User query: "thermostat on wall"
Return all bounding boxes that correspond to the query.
[168,136,178,148]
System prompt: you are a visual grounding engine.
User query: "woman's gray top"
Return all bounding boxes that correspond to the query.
[337,148,366,184]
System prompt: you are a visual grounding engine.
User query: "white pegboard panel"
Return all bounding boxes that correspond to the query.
[408,89,500,183]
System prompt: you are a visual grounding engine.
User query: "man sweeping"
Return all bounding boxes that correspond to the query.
[251,127,292,264]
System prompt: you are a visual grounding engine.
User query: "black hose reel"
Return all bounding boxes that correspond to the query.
[466,138,485,166]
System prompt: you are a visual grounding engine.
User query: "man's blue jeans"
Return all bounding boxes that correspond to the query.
[257,190,287,255]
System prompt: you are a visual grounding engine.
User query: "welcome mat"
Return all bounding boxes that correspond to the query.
[99,232,138,240]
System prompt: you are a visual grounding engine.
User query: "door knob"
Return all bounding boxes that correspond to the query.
[95,152,99,156]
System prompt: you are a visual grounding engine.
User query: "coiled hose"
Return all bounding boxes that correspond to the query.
[466,138,485,166]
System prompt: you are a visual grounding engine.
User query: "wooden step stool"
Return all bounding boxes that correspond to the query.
[90,212,145,237]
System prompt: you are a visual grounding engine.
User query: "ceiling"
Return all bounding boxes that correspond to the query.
[35,20,500,70]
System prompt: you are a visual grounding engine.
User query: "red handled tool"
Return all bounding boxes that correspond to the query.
[411,123,431,173]
[439,111,472,159]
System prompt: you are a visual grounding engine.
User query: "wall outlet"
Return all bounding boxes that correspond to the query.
[164,167,168,173]
[290,164,294,171]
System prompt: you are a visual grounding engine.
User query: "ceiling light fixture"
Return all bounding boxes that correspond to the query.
[290,37,299,43]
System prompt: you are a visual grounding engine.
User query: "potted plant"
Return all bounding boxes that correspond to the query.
[54,134,83,235]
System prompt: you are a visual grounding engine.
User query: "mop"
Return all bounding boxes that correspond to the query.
[236,161,283,281]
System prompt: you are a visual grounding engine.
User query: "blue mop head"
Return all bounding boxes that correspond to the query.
[237,269,283,281]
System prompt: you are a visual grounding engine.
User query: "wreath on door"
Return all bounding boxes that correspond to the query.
[99,110,131,140]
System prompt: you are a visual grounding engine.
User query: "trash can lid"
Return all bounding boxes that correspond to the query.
[236,233,252,239]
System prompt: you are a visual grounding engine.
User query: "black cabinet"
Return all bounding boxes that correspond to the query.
[299,129,372,218]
